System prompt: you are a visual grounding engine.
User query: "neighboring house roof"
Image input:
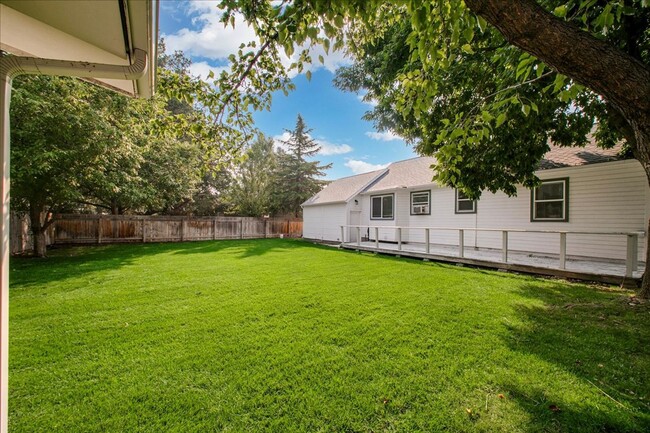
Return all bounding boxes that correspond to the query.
[305,143,627,205]
[302,169,388,207]
[539,141,624,169]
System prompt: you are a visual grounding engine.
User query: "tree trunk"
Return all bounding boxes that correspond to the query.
[28,201,47,258]
[640,217,650,299]
[465,0,650,298]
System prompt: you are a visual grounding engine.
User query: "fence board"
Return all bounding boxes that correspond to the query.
[11,214,302,253]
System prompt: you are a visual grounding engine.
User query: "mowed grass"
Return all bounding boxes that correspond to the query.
[9,239,650,432]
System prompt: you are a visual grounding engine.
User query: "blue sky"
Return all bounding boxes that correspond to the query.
[159,0,416,179]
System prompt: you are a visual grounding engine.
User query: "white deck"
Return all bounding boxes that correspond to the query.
[341,240,644,283]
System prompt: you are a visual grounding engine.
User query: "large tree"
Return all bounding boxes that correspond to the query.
[272,115,331,216]
[78,97,204,216]
[10,75,121,256]
[215,0,650,296]
[8,43,242,256]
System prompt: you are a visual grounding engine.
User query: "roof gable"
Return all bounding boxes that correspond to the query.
[302,169,388,206]
[363,157,436,194]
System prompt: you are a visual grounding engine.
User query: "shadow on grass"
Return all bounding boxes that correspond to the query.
[10,238,319,289]
[499,282,650,432]
[170,237,311,258]
[341,246,533,282]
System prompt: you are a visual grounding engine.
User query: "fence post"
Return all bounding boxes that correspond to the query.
[240,218,244,239]
[626,233,639,277]
[264,219,268,239]
[180,218,185,242]
[559,232,566,269]
[459,229,464,258]
[213,218,217,240]
[374,227,379,250]
[397,227,402,251]
[340,226,345,243]
[142,218,146,243]
[97,216,102,244]
[425,228,430,254]
[502,231,508,263]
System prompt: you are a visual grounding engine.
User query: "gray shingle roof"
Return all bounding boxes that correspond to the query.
[363,157,436,193]
[539,141,624,169]
[302,169,388,206]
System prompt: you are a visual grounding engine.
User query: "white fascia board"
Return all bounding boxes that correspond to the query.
[302,200,347,208]
[0,1,157,98]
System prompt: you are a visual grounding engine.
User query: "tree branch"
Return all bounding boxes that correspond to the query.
[215,39,273,124]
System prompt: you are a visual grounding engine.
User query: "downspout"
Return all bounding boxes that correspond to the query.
[0,48,147,433]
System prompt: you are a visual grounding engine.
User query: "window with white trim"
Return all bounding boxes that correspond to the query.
[371,194,394,220]
[532,178,568,221]
[411,191,430,215]
[455,190,476,214]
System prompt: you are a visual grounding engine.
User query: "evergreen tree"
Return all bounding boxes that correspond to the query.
[271,115,331,216]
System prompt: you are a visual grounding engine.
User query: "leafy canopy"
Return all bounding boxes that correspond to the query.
[217,0,649,197]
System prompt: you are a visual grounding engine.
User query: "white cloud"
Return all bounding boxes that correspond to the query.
[318,141,353,155]
[344,159,389,174]
[162,1,352,80]
[365,130,404,142]
[273,132,353,156]
[357,93,378,107]
[187,61,229,81]
[163,3,257,60]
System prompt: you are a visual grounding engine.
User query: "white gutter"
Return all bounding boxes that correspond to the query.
[0,48,148,433]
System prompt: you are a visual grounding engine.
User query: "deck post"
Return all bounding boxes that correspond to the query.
[559,232,567,269]
[626,233,639,277]
[374,227,379,250]
[340,226,345,243]
[502,231,508,263]
[356,227,361,247]
[425,228,430,254]
[459,229,464,258]
[397,227,402,251]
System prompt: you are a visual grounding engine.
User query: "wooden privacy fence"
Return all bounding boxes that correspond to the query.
[12,214,302,252]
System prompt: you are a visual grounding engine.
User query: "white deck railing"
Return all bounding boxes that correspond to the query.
[340,225,645,278]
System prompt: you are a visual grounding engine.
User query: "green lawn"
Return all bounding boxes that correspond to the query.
[9,239,650,432]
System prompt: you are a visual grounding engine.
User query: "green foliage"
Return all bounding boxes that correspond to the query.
[217,0,649,197]
[9,240,650,431]
[271,115,331,216]
[10,75,121,214]
[230,134,277,216]
[9,44,240,220]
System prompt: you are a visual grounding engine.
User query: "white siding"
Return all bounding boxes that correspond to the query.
[357,160,648,260]
[361,190,411,242]
[303,203,348,242]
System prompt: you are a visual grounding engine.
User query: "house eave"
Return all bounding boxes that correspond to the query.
[0,0,157,98]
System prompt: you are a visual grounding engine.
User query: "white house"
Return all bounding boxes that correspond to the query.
[303,143,649,262]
